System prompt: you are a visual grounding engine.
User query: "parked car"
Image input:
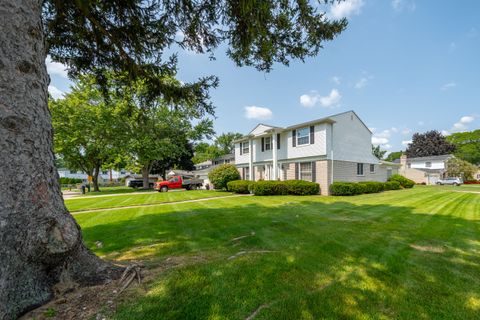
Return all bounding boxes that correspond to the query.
[127,179,154,189]
[154,175,204,192]
[436,178,463,186]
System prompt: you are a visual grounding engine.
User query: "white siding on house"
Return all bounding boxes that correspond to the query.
[409,160,445,170]
[283,123,327,160]
[250,124,274,136]
[329,111,378,164]
[235,142,249,164]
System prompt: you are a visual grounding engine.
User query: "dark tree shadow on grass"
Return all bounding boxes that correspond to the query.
[78,199,480,320]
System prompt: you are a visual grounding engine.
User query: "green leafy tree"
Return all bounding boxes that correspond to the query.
[215,132,243,154]
[406,130,456,158]
[372,145,387,160]
[151,141,196,180]
[447,129,480,165]
[1,0,347,316]
[385,151,403,162]
[208,164,241,190]
[50,76,124,191]
[445,158,477,180]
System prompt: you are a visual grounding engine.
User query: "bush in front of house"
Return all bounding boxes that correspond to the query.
[329,182,365,196]
[388,174,415,188]
[358,181,385,193]
[208,164,241,190]
[384,181,401,190]
[283,180,320,195]
[226,180,253,194]
[249,180,288,195]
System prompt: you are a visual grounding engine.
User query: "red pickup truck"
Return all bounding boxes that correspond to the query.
[154,175,204,192]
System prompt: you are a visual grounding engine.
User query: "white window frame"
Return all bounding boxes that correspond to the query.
[369,164,375,174]
[300,162,313,182]
[241,142,249,154]
[357,163,364,176]
[265,137,271,150]
[297,127,310,146]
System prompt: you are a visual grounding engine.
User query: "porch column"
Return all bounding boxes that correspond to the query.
[272,132,278,180]
[248,139,253,181]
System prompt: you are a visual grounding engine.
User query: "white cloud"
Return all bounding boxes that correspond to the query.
[451,115,475,132]
[244,106,272,120]
[372,137,389,145]
[401,128,412,135]
[328,0,364,19]
[391,0,416,12]
[376,129,391,139]
[300,89,341,108]
[441,130,450,136]
[354,77,369,89]
[331,76,341,85]
[401,140,412,146]
[390,127,399,133]
[46,56,68,78]
[441,82,457,91]
[300,93,319,108]
[48,85,64,99]
[319,89,342,107]
[383,144,392,150]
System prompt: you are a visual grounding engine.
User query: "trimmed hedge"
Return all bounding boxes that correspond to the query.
[384,181,401,190]
[358,181,385,193]
[208,164,241,190]
[330,182,365,196]
[226,180,253,194]
[330,180,404,196]
[59,177,83,185]
[283,180,320,195]
[228,180,320,196]
[388,174,415,188]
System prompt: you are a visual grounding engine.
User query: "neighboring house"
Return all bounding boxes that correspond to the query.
[124,174,161,186]
[57,168,130,182]
[193,153,236,188]
[398,154,453,185]
[234,110,399,195]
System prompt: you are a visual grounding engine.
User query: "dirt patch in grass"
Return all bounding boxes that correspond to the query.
[410,244,446,253]
[21,255,208,320]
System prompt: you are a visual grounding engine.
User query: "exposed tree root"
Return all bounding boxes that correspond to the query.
[245,301,277,320]
[227,250,276,260]
[231,231,256,242]
[119,263,143,293]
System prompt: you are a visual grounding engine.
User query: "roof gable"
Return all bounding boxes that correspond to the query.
[249,124,275,136]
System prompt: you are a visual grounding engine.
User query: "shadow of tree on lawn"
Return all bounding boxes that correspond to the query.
[78,198,480,320]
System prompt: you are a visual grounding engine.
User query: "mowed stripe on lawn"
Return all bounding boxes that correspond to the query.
[73,187,480,319]
[65,190,233,212]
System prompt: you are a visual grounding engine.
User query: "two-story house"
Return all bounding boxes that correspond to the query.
[398,154,453,185]
[234,110,399,195]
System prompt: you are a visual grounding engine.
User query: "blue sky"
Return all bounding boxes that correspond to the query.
[48,0,480,152]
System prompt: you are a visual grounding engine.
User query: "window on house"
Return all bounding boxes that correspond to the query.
[407,163,411,168]
[120,170,126,174]
[102,170,108,175]
[357,163,364,176]
[69,170,77,174]
[297,127,310,145]
[300,162,312,181]
[370,164,375,173]
[425,161,432,168]
[241,142,249,154]
[265,137,271,150]
[477,173,480,180]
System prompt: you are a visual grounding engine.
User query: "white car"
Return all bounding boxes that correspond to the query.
[436,178,463,186]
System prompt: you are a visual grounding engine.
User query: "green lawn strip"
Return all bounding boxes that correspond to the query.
[73,186,155,197]
[66,190,232,212]
[74,189,480,319]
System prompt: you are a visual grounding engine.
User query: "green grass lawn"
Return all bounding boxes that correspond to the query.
[74,187,480,319]
[66,190,232,212]
[433,184,480,192]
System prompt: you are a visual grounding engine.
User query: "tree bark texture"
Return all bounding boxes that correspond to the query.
[0,1,121,319]
[142,165,150,189]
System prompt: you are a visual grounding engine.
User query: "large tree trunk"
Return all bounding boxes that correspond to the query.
[0,2,121,319]
[141,164,150,189]
[92,164,101,192]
